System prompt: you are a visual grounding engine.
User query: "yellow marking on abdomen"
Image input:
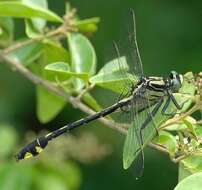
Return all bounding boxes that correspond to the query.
[35,146,43,153]
[24,152,33,159]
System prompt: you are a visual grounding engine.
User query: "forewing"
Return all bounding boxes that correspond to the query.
[115,9,144,78]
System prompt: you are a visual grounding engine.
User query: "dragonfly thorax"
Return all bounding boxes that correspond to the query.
[131,76,166,104]
[132,71,183,101]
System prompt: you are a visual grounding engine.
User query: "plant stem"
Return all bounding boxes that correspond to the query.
[0,53,127,134]
[3,29,63,54]
[159,101,201,130]
[76,84,95,100]
[2,9,77,54]
[148,143,169,154]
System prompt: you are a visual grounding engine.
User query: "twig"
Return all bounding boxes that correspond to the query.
[2,9,77,55]
[172,154,188,163]
[0,53,127,135]
[159,102,201,130]
[76,84,95,100]
[148,142,169,154]
[3,30,59,54]
[196,120,202,125]
[172,149,202,163]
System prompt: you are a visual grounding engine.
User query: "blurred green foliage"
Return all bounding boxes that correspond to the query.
[0,124,81,190]
[0,0,202,190]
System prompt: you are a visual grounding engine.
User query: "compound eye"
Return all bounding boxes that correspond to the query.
[169,71,178,80]
[169,72,174,79]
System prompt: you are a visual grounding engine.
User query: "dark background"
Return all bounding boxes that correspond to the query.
[0,0,201,189]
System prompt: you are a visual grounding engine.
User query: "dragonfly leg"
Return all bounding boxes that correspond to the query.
[170,92,188,111]
[139,98,164,146]
[170,93,182,109]
[161,96,175,116]
[162,91,188,116]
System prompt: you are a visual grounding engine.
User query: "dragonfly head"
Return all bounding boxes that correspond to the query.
[169,71,183,92]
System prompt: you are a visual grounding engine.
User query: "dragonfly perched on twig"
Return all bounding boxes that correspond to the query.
[16,10,185,174]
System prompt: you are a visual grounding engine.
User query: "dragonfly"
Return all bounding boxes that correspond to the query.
[16,10,184,169]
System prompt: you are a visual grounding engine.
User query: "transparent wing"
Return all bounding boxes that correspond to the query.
[123,86,161,175]
[92,8,143,102]
[92,10,151,172]
[115,9,144,78]
[127,9,144,77]
[100,9,145,125]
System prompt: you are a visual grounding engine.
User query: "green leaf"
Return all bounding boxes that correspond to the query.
[67,32,97,90]
[45,62,89,81]
[97,56,129,74]
[175,172,202,190]
[67,32,96,75]
[165,116,196,131]
[75,17,100,33]
[81,93,103,112]
[181,154,202,174]
[46,61,71,71]
[36,41,69,123]
[183,118,197,137]
[0,1,62,22]
[42,40,70,63]
[0,18,13,36]
[36,87,66,124]
[8,42,43,66]
[178,72,196,112]
[178,162,193,182]
[0,17,14,46]
[90,71,134,94]
[195,124,202,139]
[90,56,136,93]
[23,0,48,38]
[153,131,178,156]
[25,19,42,38]
[41,40,70,81]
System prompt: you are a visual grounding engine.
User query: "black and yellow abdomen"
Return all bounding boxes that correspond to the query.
[15,136,48,161]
